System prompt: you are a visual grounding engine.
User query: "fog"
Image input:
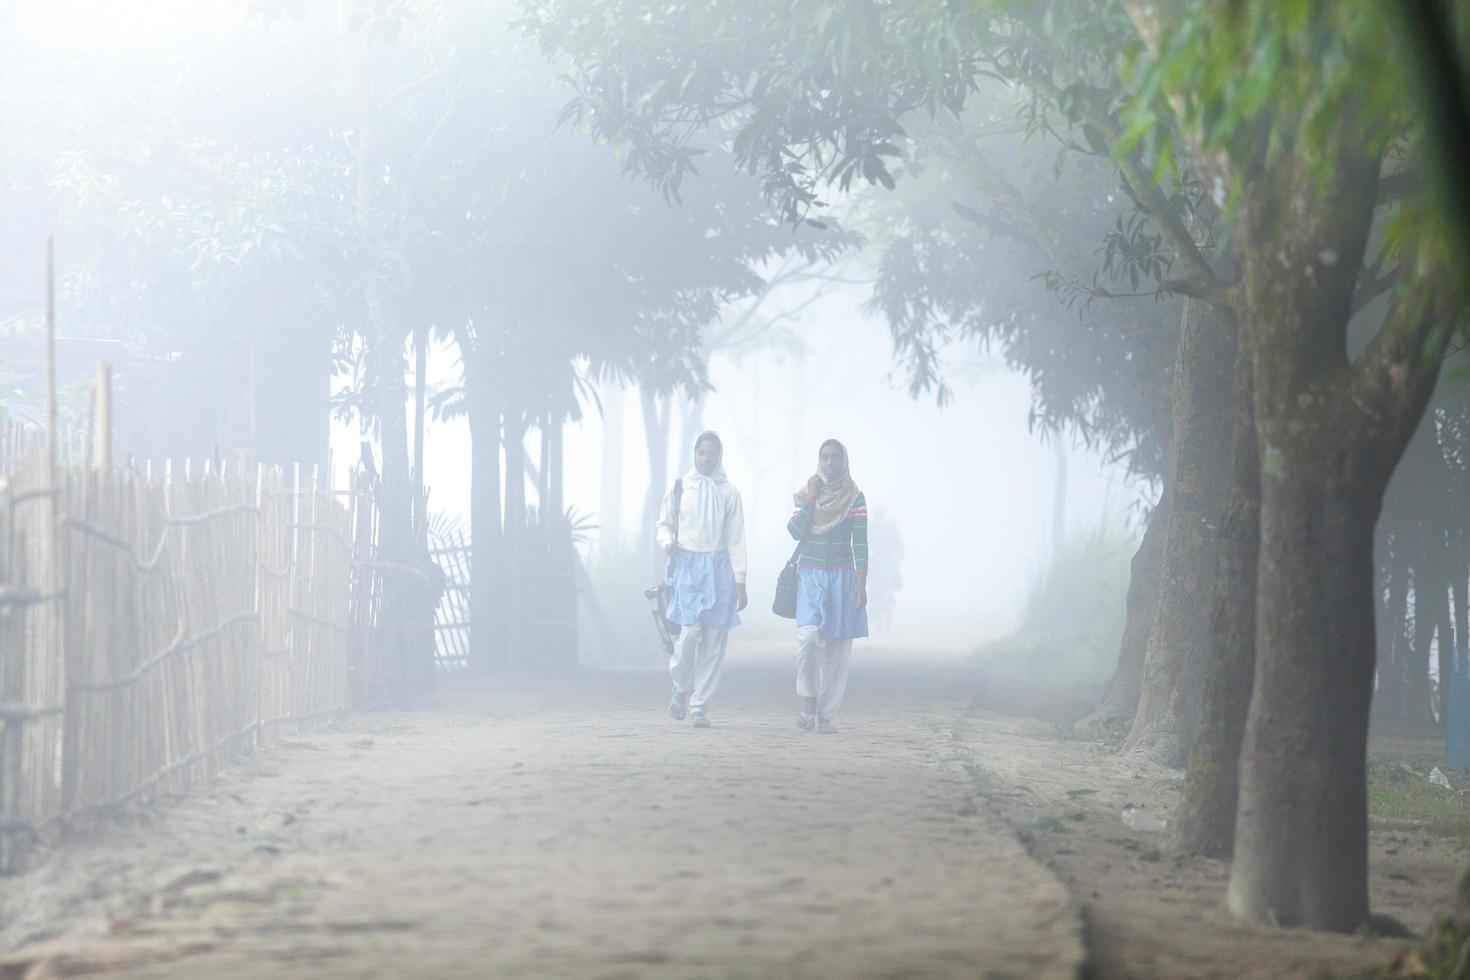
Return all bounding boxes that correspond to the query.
[392,298,1142,654]
[6,2,1464,969]
[2,0,1150,667]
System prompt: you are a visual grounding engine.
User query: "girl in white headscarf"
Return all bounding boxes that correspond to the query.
[655,431,748,727]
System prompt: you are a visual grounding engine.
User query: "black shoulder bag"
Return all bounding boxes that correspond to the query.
[772,542,802,619]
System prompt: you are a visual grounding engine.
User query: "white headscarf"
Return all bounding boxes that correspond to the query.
[681,431,728,542]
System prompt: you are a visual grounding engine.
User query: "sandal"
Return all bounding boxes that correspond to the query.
[690,709,711,728]
[817,718,839,735]
[795,712,816,732]
[668,688,688,721]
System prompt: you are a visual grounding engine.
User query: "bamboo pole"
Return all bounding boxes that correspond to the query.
[45,238,56,484]
[97,365,111,472]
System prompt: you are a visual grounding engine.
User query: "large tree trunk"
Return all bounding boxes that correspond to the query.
[1078,485,1172,730]
[1229,434,1385,931]
[639,389,671,577]
[1173,327,1257,858]
[372,323,424,702]
[676,391,708,478]
[1227,137,1444,931]
[504,408,528,666]
[1124,298,1237,766]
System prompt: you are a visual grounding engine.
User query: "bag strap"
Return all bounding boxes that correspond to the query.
[671,479,683,546]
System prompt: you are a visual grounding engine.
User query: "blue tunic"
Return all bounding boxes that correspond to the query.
[664,549,741,631]
[796,566,869,641]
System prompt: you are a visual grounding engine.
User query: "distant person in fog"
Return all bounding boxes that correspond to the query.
[788,439,868,734]
[656,431,748,727]
[864,507,903,636]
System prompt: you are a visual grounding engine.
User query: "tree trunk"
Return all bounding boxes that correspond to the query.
[544,419,577,666]
[504,408,528,666]
[1227,138,1445,931]
[466,353,504,672]
[598,384,625,547]
[639,388,671,576]
[1051,438,1068,568]
[1375,531,1413,732]
[1174,327,1257,858]
[676,391,707,478]
[1078,484,1172,730]
[1229,435,1385,931]
[1407,518,1441,732]
[1124,298,1238,766]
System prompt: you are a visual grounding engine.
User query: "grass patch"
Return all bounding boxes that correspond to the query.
[1367,759,1470,842]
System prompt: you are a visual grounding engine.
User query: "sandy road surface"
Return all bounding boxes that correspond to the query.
[2,651,1084,979]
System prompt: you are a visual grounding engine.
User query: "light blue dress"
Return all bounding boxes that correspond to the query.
[664,550,742,631]
[796,566,868,641]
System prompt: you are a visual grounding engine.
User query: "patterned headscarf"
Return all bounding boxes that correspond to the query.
[804,438,860,535]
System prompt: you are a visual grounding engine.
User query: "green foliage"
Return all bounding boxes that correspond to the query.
[859,126,1178,479]
[523,0,1192,477]
[1122,1,1470,335]
[973,519,1136,690]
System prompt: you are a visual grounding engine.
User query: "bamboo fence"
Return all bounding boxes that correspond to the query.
[0,453,384,873]
[430,528,471,671]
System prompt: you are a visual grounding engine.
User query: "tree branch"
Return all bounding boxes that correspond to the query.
[913,113,1074,268]
[1351,288,1455,453]
[1117,0,1235,196]
[1095,117,1227,299]
[1376,168,1419,206]
[1351,262,1401,317]
[1012,67,1230,305]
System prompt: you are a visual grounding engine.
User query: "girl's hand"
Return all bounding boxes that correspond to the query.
[803,475,822,499]
[852,581,867,611]
[664,541,680,557]
[735,583,749,612]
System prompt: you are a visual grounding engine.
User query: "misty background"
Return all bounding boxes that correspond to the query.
[1,0,1151,689]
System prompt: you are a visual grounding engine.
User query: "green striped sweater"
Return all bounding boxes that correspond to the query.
[787,491,869,572]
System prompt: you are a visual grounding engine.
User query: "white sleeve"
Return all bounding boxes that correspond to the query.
[725,486,748,583]
[654,485,676,550]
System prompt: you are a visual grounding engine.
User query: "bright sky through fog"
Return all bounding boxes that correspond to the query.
[12,0,223,51]
[345,284,1146,652]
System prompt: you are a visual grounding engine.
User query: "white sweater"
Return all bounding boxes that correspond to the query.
[654,476,748,583]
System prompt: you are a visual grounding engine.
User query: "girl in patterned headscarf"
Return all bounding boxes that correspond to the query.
[787,439,868,734]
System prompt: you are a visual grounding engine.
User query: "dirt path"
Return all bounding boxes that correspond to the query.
[956,693,1454,979]
[1,652,1085,979]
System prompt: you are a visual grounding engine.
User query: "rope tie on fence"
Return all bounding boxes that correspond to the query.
[163,503,260,527]
[0,701,64,723]
[68,503,261,572]
[0,587,66,609]
[289,607,352,632]
[287,522,353,554]
[69,611,260,694]
[64,517,172,571]
[6,487,59,509]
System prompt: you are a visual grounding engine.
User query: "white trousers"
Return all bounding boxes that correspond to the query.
[669,621,729,711]
[795,625,853,720]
